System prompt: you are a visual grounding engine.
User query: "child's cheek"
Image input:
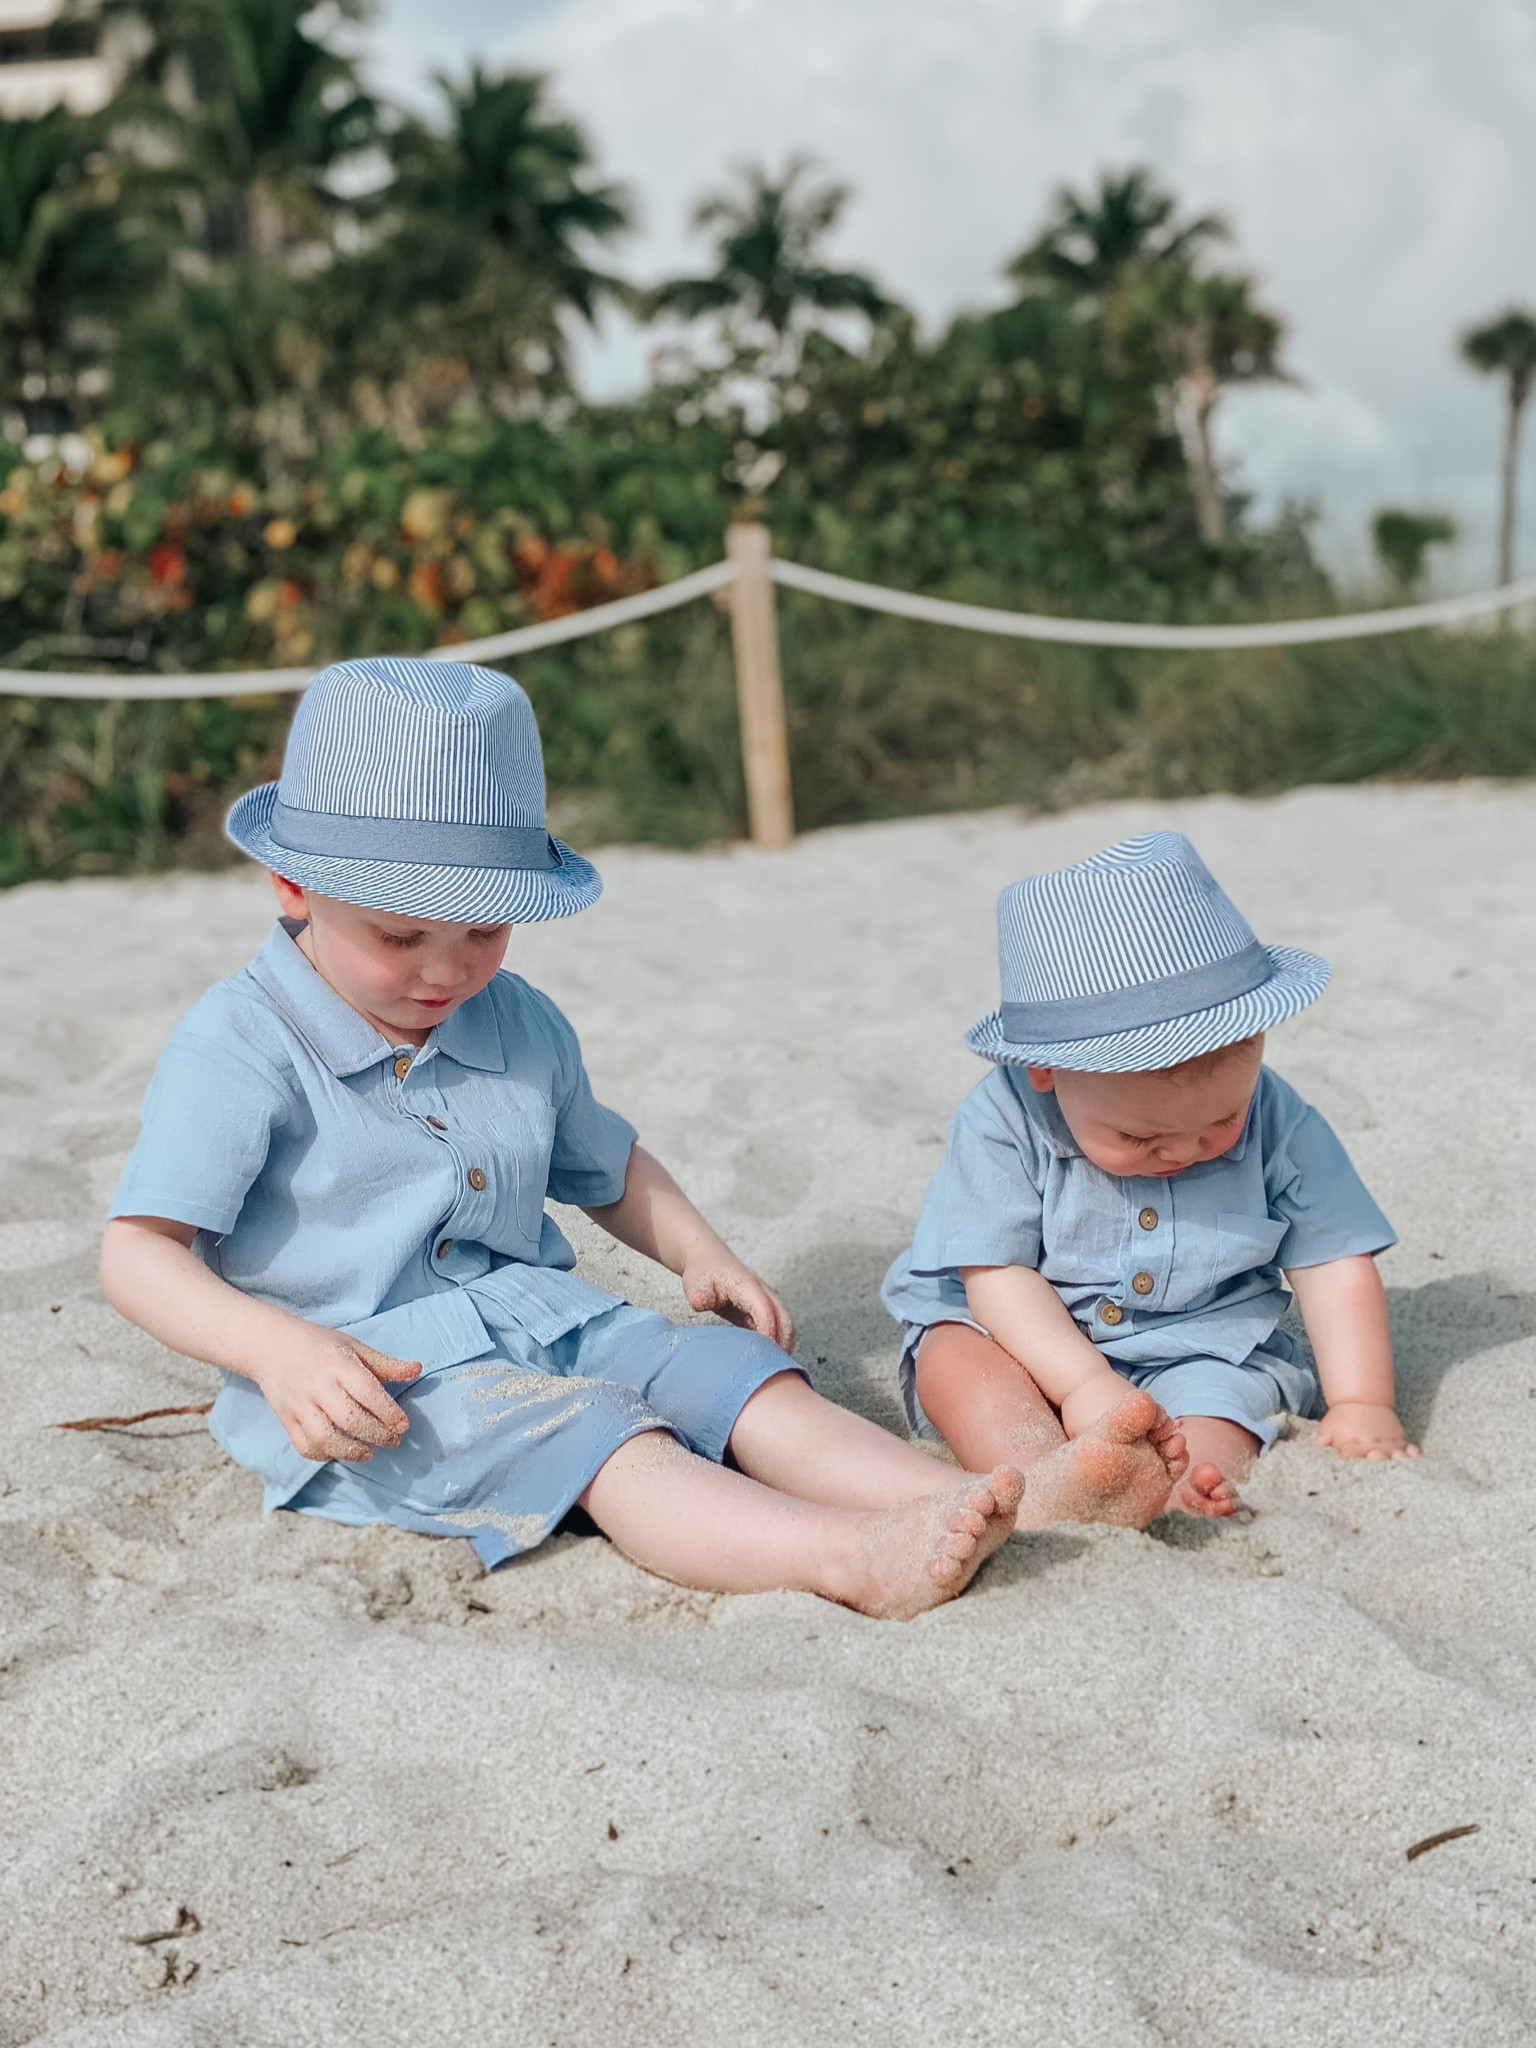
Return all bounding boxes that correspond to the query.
[1078,1130,1135,1176]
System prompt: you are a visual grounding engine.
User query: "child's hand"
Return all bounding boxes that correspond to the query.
[252,1326,422,1463]
[684,1258,796,1352]
[1315,1400,1421,1461]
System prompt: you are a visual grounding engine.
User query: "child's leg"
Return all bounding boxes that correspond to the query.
[914,1323,1188,1530]
[1171,1415,1260,1518]
[724,1368,1003,1505]
[578,1428,1023,1620]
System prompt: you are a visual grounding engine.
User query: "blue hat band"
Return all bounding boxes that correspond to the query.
[1000,939,1272,1044]
[269,800,558,873]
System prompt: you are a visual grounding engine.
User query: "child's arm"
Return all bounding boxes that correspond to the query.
[1286,1253,1419,1459]
[585,1146,795,1351]
[961,1264,1130,1435]
[99,1216,421,1462]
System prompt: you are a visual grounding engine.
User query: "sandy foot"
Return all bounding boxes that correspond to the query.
[836,1466,1024,1620]
[1016,1389,1189,1530]
[1172,1460,1244,1517]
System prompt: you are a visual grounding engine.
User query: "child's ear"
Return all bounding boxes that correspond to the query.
[270,872,308,920]
[1024,1066,1056,1094]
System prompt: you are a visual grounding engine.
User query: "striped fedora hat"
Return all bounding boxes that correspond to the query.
[966,831,1329,1072]
[226,655,600,923]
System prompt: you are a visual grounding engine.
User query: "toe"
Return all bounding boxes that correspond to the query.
[1178,1465,1241,1517]
[987,1465,1025,1514]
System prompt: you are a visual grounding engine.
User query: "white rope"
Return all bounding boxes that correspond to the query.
[767,558,1536,650]
[0,559,739,699]
[1,544,1533,696]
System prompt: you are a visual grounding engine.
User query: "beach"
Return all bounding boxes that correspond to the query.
[4,780,1536,2047]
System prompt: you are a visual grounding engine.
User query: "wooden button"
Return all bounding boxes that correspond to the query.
[426,1116,446,1130]
[437,1239,452,1258]
[393,1055,412,1080]
[1138,1206,1159,1231]
[1132,1270,1155,1295]
[1099,1301,1124,1326]
[467,1167,487,1191]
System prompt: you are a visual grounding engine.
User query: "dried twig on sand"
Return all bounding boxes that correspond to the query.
[125,1906,202,1946]
[56,1402,213,1432]
[1405,1824,1480,1862]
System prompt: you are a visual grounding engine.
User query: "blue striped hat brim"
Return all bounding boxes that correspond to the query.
[965,945,1329,1071]
[226,780,601,924]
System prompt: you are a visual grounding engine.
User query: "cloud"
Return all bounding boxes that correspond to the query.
[371,0,1536,579]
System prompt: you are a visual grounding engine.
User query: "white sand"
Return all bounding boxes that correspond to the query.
[5,782,1536,2047]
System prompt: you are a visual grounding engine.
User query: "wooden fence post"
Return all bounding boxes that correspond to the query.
[726,522,794,848]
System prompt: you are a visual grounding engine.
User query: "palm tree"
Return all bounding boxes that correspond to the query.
[369,63,630,398]
[1372,508,1456,592]
[387,68,632,329]
[1008,166,1228,304]
[1139,267,1290,544]
[1461,309,1536,583]
[1010,169,1287,545]
[113,0,377,262]
[652,155,893,368]
[325,67,631,408]
[0,103,167,428]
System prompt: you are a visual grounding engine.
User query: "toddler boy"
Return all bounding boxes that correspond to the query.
[102,655,1060,1618]
[883,832,1417,1517]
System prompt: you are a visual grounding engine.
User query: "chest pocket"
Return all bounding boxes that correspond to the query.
[1210,1211,1288,1293]
[478,1089,558,1244]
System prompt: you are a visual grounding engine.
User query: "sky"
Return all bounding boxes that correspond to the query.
[368,0,1536,583]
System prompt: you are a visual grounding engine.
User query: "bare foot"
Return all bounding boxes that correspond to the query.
[1166,1415,1258,1518]
[1015,1388,1188,1530]
[1172,1461,1242,1517]
[832,1466,1025,1620]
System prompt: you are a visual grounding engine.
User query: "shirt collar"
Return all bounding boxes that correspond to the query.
[435,984,507,1073]
[250,921,396,1078]
[247,922,508,1079]
[1221,1082,1260,1164]
[1005,1068,1082,1158]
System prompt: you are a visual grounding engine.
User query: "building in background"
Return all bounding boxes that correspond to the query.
[0,0,133,115]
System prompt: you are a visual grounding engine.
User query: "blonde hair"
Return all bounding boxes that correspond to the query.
[1154,1033,1263,1085]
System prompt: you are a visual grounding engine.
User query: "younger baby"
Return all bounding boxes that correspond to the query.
[883,831,1418,1516]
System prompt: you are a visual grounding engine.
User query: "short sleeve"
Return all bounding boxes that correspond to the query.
[907,1072,1048,1275]
[523,987,637,1207]
[1263,1077,1395,1270]
[109,1006,292,1236]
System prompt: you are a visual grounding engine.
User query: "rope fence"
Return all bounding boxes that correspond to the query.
[765,558,1536,650]
[5,526,1534,845]
[0,558,740,700]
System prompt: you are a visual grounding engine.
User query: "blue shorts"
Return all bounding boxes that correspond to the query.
[903,1319,1319,1450]
[1121,1350,1320,1448]
[289,1303,798,1568]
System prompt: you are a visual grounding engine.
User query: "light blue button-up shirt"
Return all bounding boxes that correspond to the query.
[882,1064,1394,1372]
[111,919,638,1504]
